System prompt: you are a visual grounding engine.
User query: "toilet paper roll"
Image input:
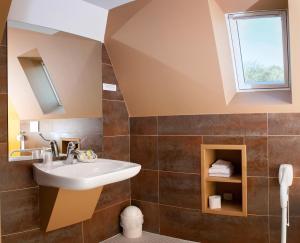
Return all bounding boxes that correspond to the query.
[209,195,221,209]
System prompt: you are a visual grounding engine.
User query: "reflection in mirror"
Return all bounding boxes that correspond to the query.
[7,23,102,162]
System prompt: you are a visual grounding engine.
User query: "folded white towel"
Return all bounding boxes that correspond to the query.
[208,159,234,178]
[209,167,233,174]
[212,159,233,169]
[209,173,232,178]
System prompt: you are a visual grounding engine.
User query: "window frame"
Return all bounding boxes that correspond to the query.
[41,61,63,107]
[227,10,290,91]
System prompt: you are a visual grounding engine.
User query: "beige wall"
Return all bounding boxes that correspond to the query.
[105,0,300,117]
[106,0,224,116]
[209,0,236,104]
[8,28,102,120]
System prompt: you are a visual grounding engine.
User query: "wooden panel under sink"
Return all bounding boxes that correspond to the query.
[39,186,102,232]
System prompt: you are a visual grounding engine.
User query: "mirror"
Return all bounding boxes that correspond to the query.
[7,23,102,162]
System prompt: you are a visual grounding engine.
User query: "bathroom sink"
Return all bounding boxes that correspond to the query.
[9,155,33,162]
[33,159,141,190]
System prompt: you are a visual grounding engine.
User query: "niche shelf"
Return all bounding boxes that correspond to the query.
[201,144,247,217]
[61,138,81,154]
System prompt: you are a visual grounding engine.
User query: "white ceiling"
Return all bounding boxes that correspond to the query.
[7,0,135,42]
[84,0,135,10]
[7,20,59,35]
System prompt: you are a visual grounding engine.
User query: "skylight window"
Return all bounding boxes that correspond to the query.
[41,61,62,106]
[19,57,63,114]
[227,11,289,91]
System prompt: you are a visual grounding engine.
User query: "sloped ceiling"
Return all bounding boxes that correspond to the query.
[7,0,135,42]
[105,0,300,117]
[106,0,224,116]
[84,0,135,10]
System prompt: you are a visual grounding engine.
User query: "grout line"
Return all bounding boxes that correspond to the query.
[143,168,200,176]
[128,112,130,161]
[2,227,40,237]
[156,116,161,234]
[82,222,85,243]
[131,114,271,118]
[156,116,159,136]
[267,113,270,243]
[37,187,40,239]
[128,116,131,205]
[140,168,159,172]
[268,134,300,137]
[94,199,130,214]
[248,214,269,217]
[159,203,200,212]
[132,199,160,206]
[268,214,300,218]
[128,134,279,137]
[247,175,269,178]
[160,134,267,137]
[130,134,158,137]
[174,134,261,137]
[131,201,277,218]
[102,99,125,103]
[139,169,276,178]
[102,48,131,118]
[103,135,129,138]
[0,186,39,193]
[160,170,201,176]
[123,133,300,137]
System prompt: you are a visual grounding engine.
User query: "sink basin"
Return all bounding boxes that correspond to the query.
[33,159,141,190]
[9,155,33,162]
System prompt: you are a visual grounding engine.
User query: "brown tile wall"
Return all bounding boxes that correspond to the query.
[0,29,130,243]
[130,113,300,243]
[81,44,130,243]
[3,25,300,243]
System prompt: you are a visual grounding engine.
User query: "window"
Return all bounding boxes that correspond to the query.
[227,11,289,91]
[41,61,62,106]
[19,57,63,114]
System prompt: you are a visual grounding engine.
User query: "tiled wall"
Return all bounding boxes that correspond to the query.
[3,25,300,243]
[130,114,300,243]
[20,118,103,156]
[81,45,131,242]
[0,26,130,243]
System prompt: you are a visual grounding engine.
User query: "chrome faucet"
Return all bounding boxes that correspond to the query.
[50,140,59,158]
[64,142,78,164]
[39,133,59,159]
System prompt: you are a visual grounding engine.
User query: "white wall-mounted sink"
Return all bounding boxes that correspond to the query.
[33,159,141,190]
[9,155,33,162]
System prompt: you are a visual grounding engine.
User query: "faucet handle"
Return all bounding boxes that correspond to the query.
[67,141,75,148]
[50,140,59,158]
[66,141,79,154]
[67,141,78,148]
